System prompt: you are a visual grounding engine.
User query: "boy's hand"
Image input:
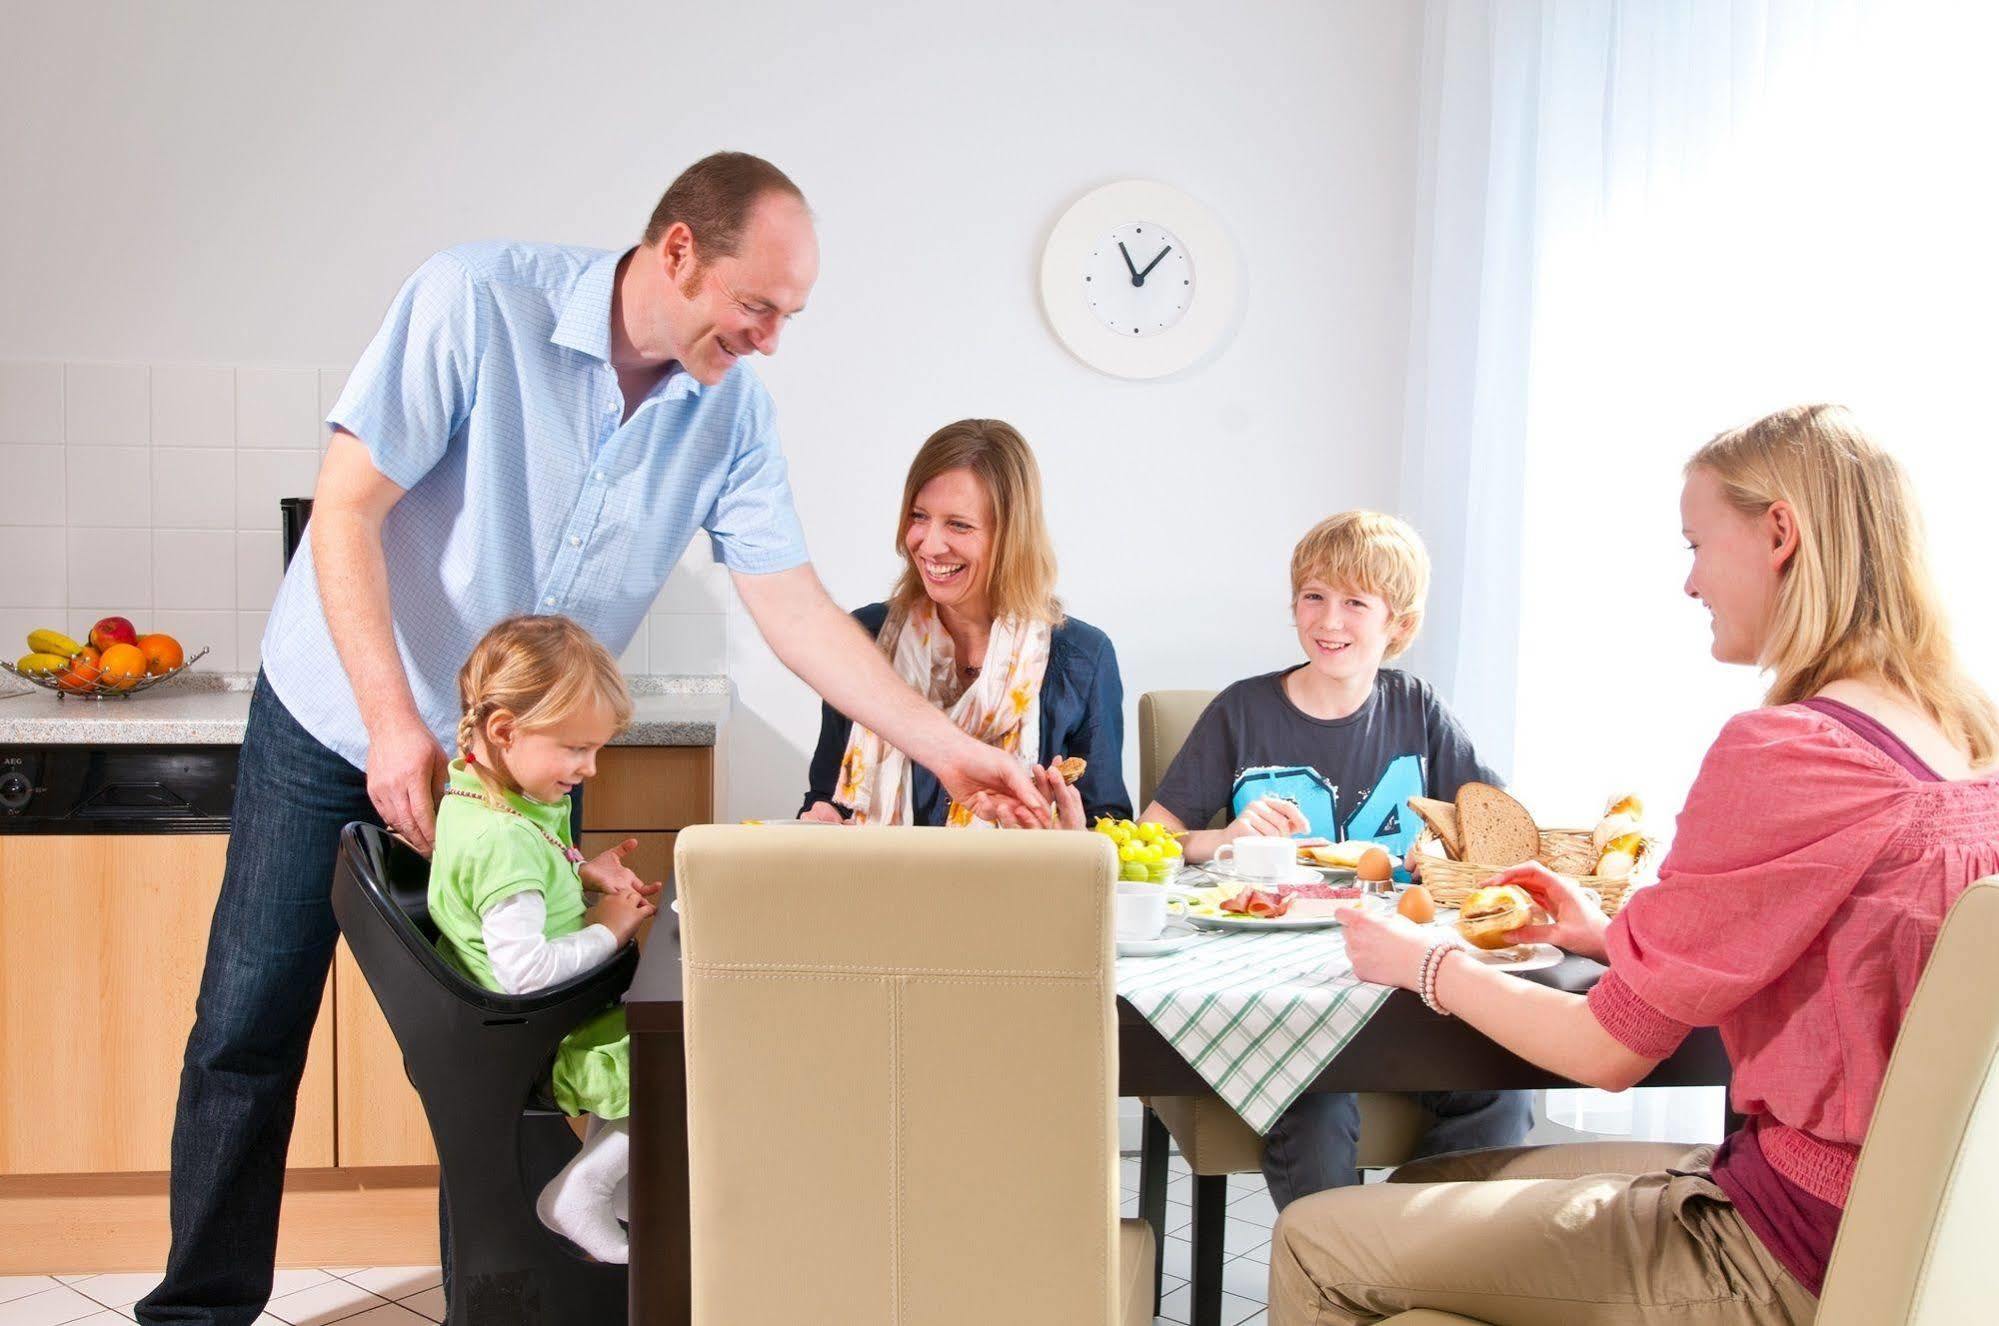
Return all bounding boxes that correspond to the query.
[589,888,657,947]
[1222,796,1310,839]
[580,837,665,902]
[799,801,847,824]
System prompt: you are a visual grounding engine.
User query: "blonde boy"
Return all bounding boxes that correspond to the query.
[1141,510,1530,1205]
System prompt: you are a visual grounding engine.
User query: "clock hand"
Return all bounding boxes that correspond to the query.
[1118,241,1142,285]
[1137,244,1174,280]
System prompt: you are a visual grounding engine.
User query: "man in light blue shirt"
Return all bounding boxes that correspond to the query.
[140,153,1048,1325]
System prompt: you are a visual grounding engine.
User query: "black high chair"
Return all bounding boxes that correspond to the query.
[330,822,636,1325]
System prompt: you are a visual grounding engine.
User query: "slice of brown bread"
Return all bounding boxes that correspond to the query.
[1455,783,1540,866]
[1406,797,1464,859]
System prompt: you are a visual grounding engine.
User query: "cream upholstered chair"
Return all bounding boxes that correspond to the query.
[674,824,1154,1326]
[1354,875,1999,1326]
[1137,690,1429,1326]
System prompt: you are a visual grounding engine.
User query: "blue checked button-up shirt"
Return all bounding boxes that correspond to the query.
[261,241,809,768]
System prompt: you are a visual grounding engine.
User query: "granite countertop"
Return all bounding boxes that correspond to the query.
[0,673,728,747]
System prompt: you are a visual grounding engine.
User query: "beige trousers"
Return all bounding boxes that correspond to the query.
[1267,1142,1818,1326]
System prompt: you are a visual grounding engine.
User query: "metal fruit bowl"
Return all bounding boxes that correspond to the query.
[0,646,211,700]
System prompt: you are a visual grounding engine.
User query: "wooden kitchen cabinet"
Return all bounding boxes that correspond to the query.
[0,834,334,1175]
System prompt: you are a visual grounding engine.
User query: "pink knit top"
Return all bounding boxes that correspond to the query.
[1587,702,1999,1272]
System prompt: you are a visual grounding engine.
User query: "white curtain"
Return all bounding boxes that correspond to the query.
[1403,0,1999,1142]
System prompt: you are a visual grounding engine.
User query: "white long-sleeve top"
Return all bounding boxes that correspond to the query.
[481,890,618,995]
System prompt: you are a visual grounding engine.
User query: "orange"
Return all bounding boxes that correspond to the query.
[138,633,185,676]
[99,643,147,690]
[59,645,104,693]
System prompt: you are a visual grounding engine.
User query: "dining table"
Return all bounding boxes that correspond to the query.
[621,904,1732,1325]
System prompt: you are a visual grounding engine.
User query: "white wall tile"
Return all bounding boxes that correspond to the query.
[154,530,236,610]
[649,613,725,674]
[151,365,234,447]
[318,365,351,420]
[238,610,269,670]
[66,528,153,613]
[654,548,730,613]
[0,446,67,525]
[238,530,283,611]
[64,363,150,446]
[153,447,237,529]
[0,528,67,608]
[236,449,321,530]
[617,627,649,674]
[66,446,151,527]
[148,609,235,671]
[0,361,65,444]
[236,367,320,450]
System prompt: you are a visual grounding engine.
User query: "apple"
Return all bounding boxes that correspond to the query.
[89,616,138,651]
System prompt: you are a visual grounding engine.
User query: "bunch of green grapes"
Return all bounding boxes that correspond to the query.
[1093,817,1184,883]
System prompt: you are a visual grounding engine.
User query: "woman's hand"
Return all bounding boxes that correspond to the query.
[1334,906,1446,991]
[579,837,665,903]
[1221,796,1310,840]
[1487,861,1610,961]
[588,888,657,947]
[1028,761,1086,830]
[799,801,847,824]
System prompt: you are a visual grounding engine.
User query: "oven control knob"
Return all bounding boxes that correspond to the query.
[0,770,31,812]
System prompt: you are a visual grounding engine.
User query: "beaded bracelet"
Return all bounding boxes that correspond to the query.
[1418,941,1461,1016]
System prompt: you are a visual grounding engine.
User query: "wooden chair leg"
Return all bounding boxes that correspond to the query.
[1189,1172,1229,1326]
[1140,1106,1171,1311]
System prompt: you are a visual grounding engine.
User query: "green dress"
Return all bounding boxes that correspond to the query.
[428,760,630,1119]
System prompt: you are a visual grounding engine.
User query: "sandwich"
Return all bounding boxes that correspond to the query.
[1055,756,1087,785]
[1454,884,1536,950]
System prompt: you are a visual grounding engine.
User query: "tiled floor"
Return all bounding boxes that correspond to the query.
[0,1266,442,1325]
[0,1152,1269,1326]
[1124,1150,1277,1326]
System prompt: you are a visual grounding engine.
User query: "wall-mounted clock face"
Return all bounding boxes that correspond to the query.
[1040,180,1240,380]
[1084,221,1195,338]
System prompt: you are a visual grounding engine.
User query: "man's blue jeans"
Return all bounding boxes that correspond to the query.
[1261,1090,1536,1209]
[135,674,378,1324]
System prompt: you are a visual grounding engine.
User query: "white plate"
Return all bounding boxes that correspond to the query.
[1184,910,1356,932]
[1461,941,1562,973]
[1116,925,1201,958]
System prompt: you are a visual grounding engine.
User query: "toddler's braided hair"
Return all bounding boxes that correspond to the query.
[456,615,633,770]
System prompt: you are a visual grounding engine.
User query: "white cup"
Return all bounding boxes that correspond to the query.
[1115,882,1189,940]
[1213,836,1297,882]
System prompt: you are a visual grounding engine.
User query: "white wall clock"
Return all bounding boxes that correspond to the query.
[1039,179,1241,380]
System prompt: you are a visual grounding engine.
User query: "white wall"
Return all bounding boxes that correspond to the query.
[1,0,1425,817]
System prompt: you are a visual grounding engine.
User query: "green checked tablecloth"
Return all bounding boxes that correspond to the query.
[1115,927,1394,1133]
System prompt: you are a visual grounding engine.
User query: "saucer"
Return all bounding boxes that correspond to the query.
[1116,924,1200,958]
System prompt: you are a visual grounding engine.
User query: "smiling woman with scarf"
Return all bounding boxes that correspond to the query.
[799,418,1130,829]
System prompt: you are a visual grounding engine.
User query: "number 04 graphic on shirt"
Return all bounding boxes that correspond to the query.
[1341,754,1426,855]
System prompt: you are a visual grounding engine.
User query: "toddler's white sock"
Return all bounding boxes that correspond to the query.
[535,1118,630,1263]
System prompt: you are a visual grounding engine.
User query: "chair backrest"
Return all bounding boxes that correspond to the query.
[1138,689,1218,814]
[1818,876,1999,1324]
[675,824,1121,1325]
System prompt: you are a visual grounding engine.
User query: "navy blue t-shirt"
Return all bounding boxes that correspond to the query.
[1151,666,1499,856]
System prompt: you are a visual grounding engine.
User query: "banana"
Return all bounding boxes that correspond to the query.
[26,629,83,658]
[15,652,69,676]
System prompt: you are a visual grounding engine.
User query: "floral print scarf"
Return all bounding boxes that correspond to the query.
[834,600,1051,827]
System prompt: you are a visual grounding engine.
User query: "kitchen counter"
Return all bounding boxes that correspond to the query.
[0,673,728,746]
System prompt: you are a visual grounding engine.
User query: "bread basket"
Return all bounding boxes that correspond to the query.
[1414,826,1655,915]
